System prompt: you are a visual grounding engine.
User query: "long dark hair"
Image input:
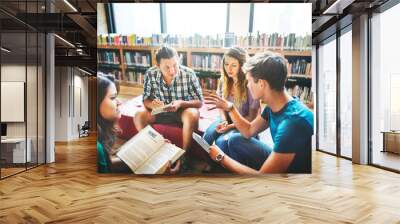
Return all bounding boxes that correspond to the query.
[220,47,249,107]
[97,72,119,154]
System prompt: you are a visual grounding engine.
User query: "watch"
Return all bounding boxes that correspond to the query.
[215,153,225,163]
[226,102,234,112]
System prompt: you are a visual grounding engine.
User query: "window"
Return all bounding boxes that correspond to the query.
[113,3,161,35]
[371,3,400,171]
[253,3,311,35]
[317,36,337,154]
[339,28,352,158]
[228,3,250,35]
[165,3,227,35]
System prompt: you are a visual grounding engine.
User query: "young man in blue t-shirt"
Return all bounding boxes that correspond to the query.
[204,51,314,173]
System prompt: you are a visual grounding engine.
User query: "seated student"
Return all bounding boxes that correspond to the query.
[134,45,203,173]
[203,47,260,150]
[97,73,128,173]
[204,51,314,174]
[97,73,179,174]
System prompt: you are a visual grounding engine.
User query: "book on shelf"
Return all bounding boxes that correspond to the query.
[191,54,222,72]
[124,51,151,66]
[97,51,120,64]
[287,85,313,104]
[198,77,218,90]
[288,59,311,77]
[116,125,185,174]
[125,71,145,84]
[98,33,311,51]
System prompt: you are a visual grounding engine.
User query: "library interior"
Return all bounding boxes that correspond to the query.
[0,1,399,223]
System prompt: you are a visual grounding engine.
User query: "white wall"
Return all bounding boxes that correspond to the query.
[54,67,89,141]
[1,64,45,164]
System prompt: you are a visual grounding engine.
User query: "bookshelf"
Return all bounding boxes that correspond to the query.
[97,33,312,106]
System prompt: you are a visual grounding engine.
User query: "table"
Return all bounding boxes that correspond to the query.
[1,138,31,164]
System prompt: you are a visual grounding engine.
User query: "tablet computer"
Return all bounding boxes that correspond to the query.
[192,132,210,153]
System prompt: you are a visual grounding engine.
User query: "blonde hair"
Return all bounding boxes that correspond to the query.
[220,47,249,107]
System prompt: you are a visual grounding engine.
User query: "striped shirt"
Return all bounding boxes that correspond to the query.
[143,65,203,104]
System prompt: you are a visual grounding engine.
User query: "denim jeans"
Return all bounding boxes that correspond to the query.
[203,118,271,170]
[203,118,239,150]
[223,133,272,170]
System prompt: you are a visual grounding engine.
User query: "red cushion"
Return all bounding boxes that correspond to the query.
[117,114,208,161]
[117,114,138,139]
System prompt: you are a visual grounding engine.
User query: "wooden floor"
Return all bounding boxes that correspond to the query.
[0,135,400,223]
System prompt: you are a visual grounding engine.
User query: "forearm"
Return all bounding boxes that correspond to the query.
[143,98,153,110]
[220,155,259,174]
[179,100,202,109]
[228,107,252,137]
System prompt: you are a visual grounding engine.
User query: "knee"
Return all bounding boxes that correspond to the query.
[134,109,152,123]
[227,134,249,150]
[182,108,200,123]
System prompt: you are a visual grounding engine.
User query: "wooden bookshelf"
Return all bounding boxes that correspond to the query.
[97,45,313,106]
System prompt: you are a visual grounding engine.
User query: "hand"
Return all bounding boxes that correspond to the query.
[209,145,225,163]
[164,100,182,112]
[216,121,229,134]
[164,139,172,144]
[151,99,164,110]
[204,92,231,111]
[164,160,181,175]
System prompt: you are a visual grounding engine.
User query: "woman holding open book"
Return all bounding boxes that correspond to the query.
[97,73,128,173]
[203,47,260,164]
[97,73,178,174]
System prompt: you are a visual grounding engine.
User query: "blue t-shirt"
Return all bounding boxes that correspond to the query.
[261,98,314,173]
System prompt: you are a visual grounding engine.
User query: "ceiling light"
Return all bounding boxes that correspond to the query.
[78,67,92,76]
[1,47,11,53]
[54,34,75,48]
[63,0,78,12]
[323,0,354,15]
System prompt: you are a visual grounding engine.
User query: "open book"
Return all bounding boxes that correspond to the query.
[151,103,172,116]
[116,125,185,174]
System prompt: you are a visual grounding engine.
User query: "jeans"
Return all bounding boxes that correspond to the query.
[203,118,238,150]
[203,118,271,170]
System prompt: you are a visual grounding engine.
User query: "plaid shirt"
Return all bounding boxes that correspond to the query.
[143,65,203,104]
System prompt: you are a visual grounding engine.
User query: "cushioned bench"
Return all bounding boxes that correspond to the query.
[117,95,219,160]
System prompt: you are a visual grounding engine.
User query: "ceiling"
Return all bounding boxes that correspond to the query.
[0,0,394,72]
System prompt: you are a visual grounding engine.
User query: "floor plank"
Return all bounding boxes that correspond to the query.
[0,135,399,223]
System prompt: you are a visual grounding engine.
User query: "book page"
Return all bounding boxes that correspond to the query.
[116,126,165,172]
[151,103,172,116]
[135,143,185,174]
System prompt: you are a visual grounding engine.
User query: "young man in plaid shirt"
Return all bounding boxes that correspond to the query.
[134,46,203,174]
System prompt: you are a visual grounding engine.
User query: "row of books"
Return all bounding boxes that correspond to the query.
[97,33,311,51]
[125,71,145,84]
[288,59,311,76]
[235,32,312,51]
[97,51,120,64]
[198,77,218,90]
[125,52,151,67]
[287,85,313,104]
[191,54,222,72]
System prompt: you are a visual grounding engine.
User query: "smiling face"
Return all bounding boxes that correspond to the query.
[223,56,240,80]
[99,83,121,122]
